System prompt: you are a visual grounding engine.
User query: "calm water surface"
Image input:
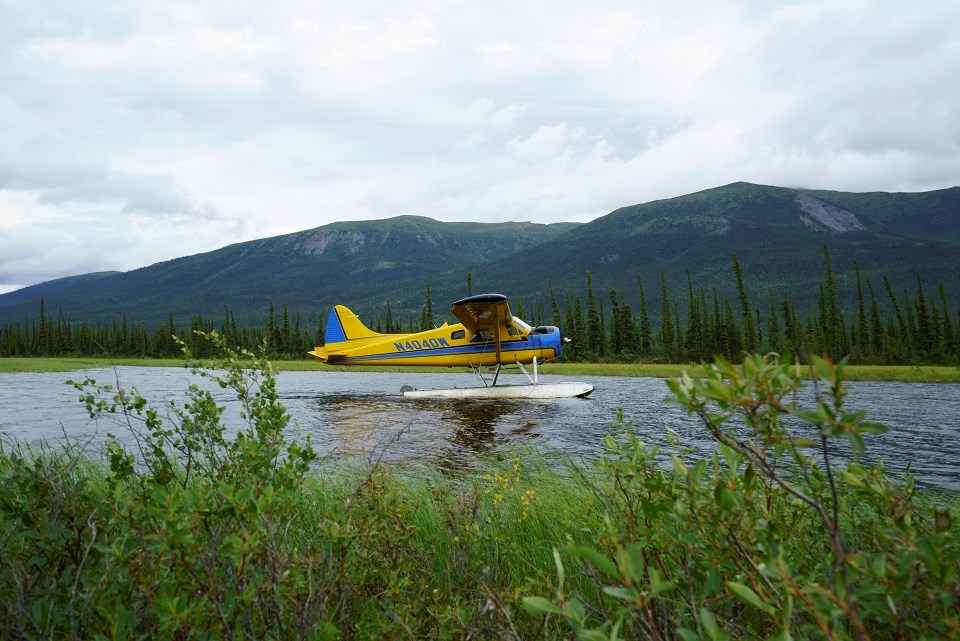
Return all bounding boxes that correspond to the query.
[1,367,958,489]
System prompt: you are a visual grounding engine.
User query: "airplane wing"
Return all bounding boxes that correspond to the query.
[450,293,512,332]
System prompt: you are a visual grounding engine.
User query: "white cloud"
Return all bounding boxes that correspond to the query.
[1,0,958,291]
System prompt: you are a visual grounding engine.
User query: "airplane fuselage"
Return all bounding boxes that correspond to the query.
[310,305,564,367]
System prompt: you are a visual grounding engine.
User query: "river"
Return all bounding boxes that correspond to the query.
[1,366,958,489]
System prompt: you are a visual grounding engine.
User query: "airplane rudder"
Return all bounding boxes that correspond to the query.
[325,307,349,345]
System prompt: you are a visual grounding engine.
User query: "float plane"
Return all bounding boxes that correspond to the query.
[309,294,593,399]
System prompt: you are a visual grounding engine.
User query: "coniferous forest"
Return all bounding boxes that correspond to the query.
[2,246,958,365]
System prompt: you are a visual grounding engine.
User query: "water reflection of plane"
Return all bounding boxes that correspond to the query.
[309,394,536,465]
[440,399,521,454]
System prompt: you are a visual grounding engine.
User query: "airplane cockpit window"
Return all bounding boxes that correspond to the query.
[506,324,519,336]
[451,329,465,340]
[470,329,494,342]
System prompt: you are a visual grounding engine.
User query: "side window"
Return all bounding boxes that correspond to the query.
[470,329,493,343]
[507,322,528,340]
[451,329,465,340]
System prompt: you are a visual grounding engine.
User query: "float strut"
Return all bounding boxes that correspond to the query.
[516,357,540,385]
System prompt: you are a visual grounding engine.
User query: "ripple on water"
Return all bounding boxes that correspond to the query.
[0,367,957,489]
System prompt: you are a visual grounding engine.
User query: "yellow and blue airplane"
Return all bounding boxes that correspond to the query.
[308,293,565,368]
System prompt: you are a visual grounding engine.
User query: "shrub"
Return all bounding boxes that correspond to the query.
[522,354,960,640]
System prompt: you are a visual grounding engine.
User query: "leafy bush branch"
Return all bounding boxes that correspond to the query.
[523,353,959,640]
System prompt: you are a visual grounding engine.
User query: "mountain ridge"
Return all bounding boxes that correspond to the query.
[2,182,958,330]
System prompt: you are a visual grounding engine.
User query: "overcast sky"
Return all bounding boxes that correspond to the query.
[1,0,958,293]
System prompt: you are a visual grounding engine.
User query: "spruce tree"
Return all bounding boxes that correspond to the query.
[883,276,909,354]
[722,298,741,358]
[700,289,710,357]
[684,270,703,360]
[619,291,639,355]
[384,302,394,334]
[711,289,723,356]
[586,272,603,357]
[658,270,676,360]
[939,284,956,358]
[767,292,781,354]
[780,295,800,355]
[420,286,434,330]
[608,290,622,355]
[732,254,756,351]
[293,308,302,354]
[598,302,608,357]
[855,262,869,353]
[573,296,587,362]
[549,284,562,328]
[821,245,848,358]
[266,302,277,351]
[866,281,884,357]
[37,297,48,356]
[915,275,933,354]
[637,276,652,355]
[281,305,292,355]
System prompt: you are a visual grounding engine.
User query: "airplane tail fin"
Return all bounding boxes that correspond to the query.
[310,305,381,361]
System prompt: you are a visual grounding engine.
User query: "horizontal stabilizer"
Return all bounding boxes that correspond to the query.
[308,346,330,362]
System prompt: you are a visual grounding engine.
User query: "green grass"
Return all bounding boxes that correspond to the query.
[4,356,960,382]
[0,356,189,373]
[2,444,957,639]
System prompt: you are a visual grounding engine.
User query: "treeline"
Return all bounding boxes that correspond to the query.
[0,302,321,360]
[526,247,958,365]
[2,246,959,365]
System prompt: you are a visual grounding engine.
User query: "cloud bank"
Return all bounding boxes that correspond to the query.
[1,0,958,292]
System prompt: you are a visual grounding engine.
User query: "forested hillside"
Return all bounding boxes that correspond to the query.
[1,182,958,365]
[0,217,578,327]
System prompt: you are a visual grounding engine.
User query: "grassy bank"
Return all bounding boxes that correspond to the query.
[4,355,960,382]
[1,340,958,639]
[3,444,955,640]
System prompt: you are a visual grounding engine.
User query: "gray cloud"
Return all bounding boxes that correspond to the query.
[35,172,220,220]
[0,0,958,291]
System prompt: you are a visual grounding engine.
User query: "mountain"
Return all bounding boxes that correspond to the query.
[0,216,578,327]
[0,272,122,308]
[1,183,958,331]
[417,183,960,320]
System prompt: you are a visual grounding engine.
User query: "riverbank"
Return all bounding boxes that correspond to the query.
[2,443,956,639]
[3,356,959,382]
[2,345,959,638]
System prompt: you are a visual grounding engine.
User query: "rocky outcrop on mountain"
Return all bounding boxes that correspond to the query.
[798,193,866,233]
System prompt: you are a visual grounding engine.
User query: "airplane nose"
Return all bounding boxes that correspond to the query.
[532,325,564,359]
[553,327,565,358]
